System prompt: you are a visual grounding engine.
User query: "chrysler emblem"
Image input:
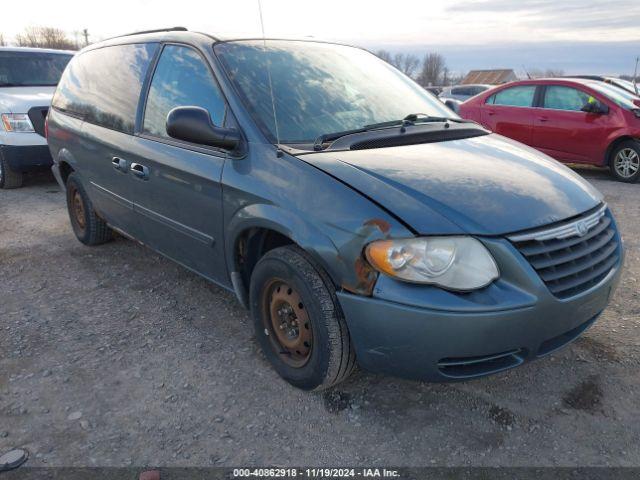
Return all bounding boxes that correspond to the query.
[576,221,589,237]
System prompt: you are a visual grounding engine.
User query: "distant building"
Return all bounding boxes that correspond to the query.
[461,69,518,85]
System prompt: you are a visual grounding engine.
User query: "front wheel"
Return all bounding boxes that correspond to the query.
[609,140,640,183]
[0,150,23,189]
[250,246,356,390]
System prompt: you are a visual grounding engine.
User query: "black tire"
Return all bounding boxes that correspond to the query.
[609,140,640,183]
[66,172,112,245]
[0,149,24,189]
[250,245,356,391]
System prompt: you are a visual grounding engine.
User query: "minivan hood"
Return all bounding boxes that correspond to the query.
[303,134,603,236]
[0,86,56,113]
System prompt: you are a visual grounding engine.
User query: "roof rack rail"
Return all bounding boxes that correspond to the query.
[114,27,188,39]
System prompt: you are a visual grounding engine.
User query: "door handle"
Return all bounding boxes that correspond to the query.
[130,162,149,180]
[112,157,127,172]
[538,116,549,122]
[487,110,496,116]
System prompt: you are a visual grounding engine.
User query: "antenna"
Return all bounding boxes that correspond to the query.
[633,56,639,96]
[522,65,532,80]
[257,0,282,157]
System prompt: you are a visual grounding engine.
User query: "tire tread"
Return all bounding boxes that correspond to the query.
[66,173,112,245]
[256,246,356,390]
[0,151,24,189]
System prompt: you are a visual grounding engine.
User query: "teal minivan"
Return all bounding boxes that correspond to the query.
[47,28,623,390]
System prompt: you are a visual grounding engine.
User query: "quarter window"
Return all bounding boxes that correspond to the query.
[143,45,226,139]
[487,86,536,107]
[543,86,591,111]
[52,43,156,134]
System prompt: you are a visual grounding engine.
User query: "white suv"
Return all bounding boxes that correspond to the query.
[0,47,73,188]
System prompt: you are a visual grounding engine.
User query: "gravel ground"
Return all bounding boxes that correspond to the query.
[1,168,639,468]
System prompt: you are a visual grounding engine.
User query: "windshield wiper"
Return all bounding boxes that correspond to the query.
[366,113,464,129]
[313,113,467,151]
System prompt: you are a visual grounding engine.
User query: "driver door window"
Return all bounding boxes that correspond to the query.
[144,45,226,139]
[543,86,591,111]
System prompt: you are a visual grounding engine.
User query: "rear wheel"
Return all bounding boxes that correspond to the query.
[66,173,113,245]
[250,246,356,390]
[0,150,23,189]
[609,140,640,183]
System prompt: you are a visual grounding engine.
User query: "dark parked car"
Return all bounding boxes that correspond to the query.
[459,78,640,182]
[47,29,623,390]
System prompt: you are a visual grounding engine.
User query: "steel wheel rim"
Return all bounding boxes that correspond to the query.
[262,279,312,368]
[614,148,640,178]
[72,189,86,230]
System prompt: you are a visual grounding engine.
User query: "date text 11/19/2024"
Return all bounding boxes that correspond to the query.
[233,468,401,478]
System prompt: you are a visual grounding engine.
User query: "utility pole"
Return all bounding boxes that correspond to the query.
[82,29,89,47]
[633,56,639,96]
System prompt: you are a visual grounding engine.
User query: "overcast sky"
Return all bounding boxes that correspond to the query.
[2,0,639,75]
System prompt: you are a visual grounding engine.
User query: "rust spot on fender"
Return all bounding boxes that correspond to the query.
[342,256,377,296]
[363,218,391,234]
[340,218,391,295]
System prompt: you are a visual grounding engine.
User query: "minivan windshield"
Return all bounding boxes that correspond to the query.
[215,40,454,145]
[0,51,73,87]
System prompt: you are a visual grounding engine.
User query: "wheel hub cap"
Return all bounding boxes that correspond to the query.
[72,190,86,229]
[264,280,312,368]
[615,148,639,178]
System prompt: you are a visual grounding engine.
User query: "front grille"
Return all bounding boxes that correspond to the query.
[509,205,620,299]
[28,106,49,138]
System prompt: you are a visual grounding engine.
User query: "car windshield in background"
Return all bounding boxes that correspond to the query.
[0,51,73,87]
[612,78,638,94]
[587,81,638,109]
[215,40,454,145]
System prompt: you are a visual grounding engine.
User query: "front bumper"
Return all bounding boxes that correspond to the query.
[0,144,52,172]
[338,236,624,382]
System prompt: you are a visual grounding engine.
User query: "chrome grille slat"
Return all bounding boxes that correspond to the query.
[529,228,615,270]
[517,216,611,256]
[547,253,619,295]
[508,205,620,299]
[509,204,606,242]
[539,240,618,282]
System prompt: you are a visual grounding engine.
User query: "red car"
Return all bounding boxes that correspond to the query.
[459,78,640,182]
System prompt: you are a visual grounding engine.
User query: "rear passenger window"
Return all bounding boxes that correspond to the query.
[543,86,591,111]
[52,43,157,134]
[488,86,536,107]
[143,45,226,139]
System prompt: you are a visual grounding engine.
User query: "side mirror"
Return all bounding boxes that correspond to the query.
[166,106,240,151]
[581,101,609,115]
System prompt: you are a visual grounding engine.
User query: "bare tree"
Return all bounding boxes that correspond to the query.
[543,68,565,78]
[374,50,420,78]
[417,53,446,86]
[0,33,5,46]
[393,53,420,78]
[527,68,565,79]
[16,27,78,50]
[375,49,393,64]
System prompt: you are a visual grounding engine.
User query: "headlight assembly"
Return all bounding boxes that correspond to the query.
[1,114,35,132]
[365,236,499,291]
